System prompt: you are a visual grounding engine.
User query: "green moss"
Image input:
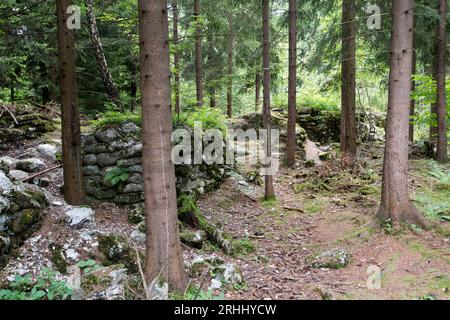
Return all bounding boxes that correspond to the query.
[231,238,256,256]
[98,235,138,273]
[48,243,68,274]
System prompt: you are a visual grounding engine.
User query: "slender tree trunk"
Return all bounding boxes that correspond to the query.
[172,0,181,115]
[255,70,261,112]
[85,0,122,111]
[262,0,275,200]
[10,85,14,102]
[138,0,186,293]
[130,58,137,113]
[50,63,58,102]
[56,0,85,205]
[340,0,357,165]
[209,87,216,108]
[194,0,203,107]
[379,0,429,229]
[286,0,297,167]
[409,42,416,143]
[226,12,234,118]
[436,0,447,163]
[430,62,438,147]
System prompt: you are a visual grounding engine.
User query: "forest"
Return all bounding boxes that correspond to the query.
[0,0,448,304]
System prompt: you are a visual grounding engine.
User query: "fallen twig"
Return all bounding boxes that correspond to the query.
[135,248,150,300]
[20,164,62,182]
[0,105,19,125]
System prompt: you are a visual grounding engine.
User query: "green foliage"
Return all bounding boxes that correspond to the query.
[0,269,72,300]
[91,112,141,129]
[413,161,450,222]
[382,219,394,235]
[232,237,256,256]
[105,168,130,187]
[411,75,450,139]
[176,107,228,136]
[170,286,225,300]
[76,259,103,274]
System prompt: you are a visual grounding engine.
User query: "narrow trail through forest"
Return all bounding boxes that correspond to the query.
[197,141,450,300]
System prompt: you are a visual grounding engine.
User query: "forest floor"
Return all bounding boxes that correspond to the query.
[1,129,449,300]
[197,140,450,300]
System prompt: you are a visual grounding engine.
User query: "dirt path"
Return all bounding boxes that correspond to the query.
[198,150,450,300]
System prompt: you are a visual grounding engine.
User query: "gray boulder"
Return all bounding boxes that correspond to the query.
[82,154,97,166]
[8,170,29,181]
[16,158,46,173]
[36,144,59,161]
[0,171,14,195]
[309,248,351,269]
[66,207,95,229]
[83,165,100,176]
[95,128,120,143]
[96,153,119,167]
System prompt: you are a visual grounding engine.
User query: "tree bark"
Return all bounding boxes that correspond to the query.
[409,42,416,143]
[286,0,297,167]
[194,0,203,107]
[138,0,186,293]
[379,0,429,229]
[130,57,137,113]
[262,0,275,200]
[226,12,234,118]
[85,0,122,111]
[50,63,58,102]
[172,0,181,115]
[56,0,86,205]
[209,87,216,108]
[436,0,447,163]
[340,0,357,165]
[255,70,261,112]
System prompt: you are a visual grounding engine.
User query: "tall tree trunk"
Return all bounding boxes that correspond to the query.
[50,63,58,102]
[226,12,234,118]
[436,0,447,163]
[340,0,357,165]
[10,85,15,102]
[286,0,297,167]
[138,0,186,293]
[194,0,203,107]
[210,87,216,108]
[85,0,122,111]
[130,57,137,113]
[409,42,416,143]
[430,62,438,147]
[255,70,261,112]
[56,0,85,205]
[379,0,429,229]
[262,0,275,200]
[172,0,181,115]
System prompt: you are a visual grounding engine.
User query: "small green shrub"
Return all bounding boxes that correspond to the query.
[176,107,228,136]
[105,168,129,187]
[76,259,102,274]
[0,268,72,300]
[91,111,141,129]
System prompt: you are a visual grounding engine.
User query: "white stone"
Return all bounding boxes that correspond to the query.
[0,171,13,195]
[8,170,29,181]
[37,144,58,161]
[66,207,95,229]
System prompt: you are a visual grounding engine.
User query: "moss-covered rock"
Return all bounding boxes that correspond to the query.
[49,243,68,274]
[308,248,351,269]
[6,209,42,236]
[98,235,137,273]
